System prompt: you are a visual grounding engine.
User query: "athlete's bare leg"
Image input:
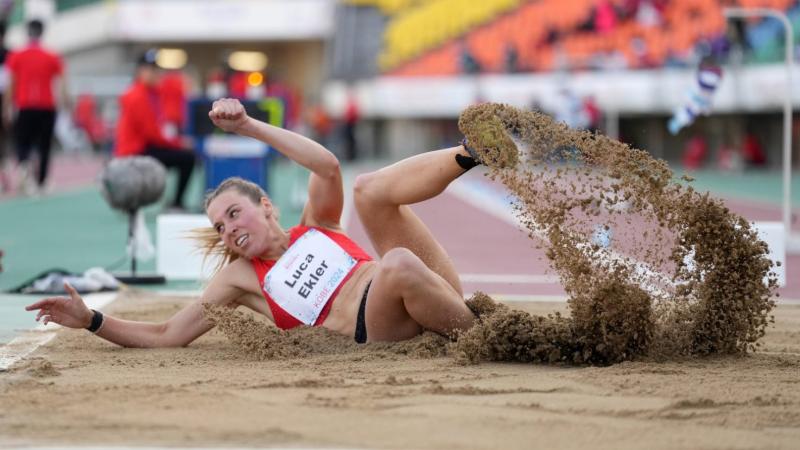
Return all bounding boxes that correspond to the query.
[353,145,479,342]
[364,247,476,341]
[353,145,471,294]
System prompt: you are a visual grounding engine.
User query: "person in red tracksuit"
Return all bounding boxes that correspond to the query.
[4,19,66,195]
[114,50,195,211]
[159,69,187,137]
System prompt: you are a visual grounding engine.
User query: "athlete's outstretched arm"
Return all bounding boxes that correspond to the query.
[24,262,251,348]
[209,98,343,228]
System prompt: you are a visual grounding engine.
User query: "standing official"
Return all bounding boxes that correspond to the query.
[4,19,66,195]
[114,50,195,211]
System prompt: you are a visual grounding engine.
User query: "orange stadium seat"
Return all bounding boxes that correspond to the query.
[382,0,796,75]
[379,0,526,71]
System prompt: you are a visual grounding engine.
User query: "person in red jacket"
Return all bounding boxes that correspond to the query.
[3,19,66,195]
[158,69,187,137]
[114,50,195,211]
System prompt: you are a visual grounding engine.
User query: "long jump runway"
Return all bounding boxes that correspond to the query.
[343,169,800,303]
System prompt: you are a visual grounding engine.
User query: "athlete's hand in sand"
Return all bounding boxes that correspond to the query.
[25,282,93,328]
[209,98,250,133]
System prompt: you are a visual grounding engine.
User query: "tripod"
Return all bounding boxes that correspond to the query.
[113,208,166,285]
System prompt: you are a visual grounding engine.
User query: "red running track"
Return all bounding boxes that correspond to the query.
[344,171,800,303]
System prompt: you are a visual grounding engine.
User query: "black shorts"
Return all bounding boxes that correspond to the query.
[354,281,371,344]
[14,108,56,159]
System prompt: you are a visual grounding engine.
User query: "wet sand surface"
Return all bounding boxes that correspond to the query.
[1,290,799,449]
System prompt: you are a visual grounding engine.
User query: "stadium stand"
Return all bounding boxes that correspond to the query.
[346,0,799,76]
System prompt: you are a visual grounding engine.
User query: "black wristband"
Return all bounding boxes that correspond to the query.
[459,138,481,162]
[86,309,104,333]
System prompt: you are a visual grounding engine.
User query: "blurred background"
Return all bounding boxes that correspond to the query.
[0,0,796,167]
[0,0,799,337]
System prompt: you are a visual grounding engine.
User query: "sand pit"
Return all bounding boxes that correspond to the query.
[1,290,799,449]
[2,103,795,448]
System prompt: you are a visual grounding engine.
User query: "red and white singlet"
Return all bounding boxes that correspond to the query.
[251,226,373,330]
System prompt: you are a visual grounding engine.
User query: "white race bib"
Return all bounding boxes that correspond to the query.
[264,228,357,325]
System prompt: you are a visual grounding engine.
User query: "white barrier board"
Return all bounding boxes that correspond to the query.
[754,221,786,287]
[156,214,222,280]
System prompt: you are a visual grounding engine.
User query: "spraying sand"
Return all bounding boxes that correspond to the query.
[203,103,777,366]
[457,103,777,364]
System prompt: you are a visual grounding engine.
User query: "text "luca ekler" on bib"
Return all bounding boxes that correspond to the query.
[264,229,357,325]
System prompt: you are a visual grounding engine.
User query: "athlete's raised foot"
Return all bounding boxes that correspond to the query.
[458,103,520,170]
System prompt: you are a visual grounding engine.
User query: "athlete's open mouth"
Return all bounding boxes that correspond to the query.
[235,234,249,247]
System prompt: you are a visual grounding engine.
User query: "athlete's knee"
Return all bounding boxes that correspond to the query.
[379,247,425,287]
[353,171,384,211]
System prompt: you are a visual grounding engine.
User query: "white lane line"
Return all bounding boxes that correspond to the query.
[460,273,559,283]
[0,331,59,372]
[471,293,800,305]
[0,292,117,371]
[478,293,569,303]
[155,289,203,297]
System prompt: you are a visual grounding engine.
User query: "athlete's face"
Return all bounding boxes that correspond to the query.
[138,65,159,86]
[207,190,273,258]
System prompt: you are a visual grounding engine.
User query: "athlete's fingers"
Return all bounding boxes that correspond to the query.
[210,100,227,117]
[213,106,231,119]
[64,282,81,302]
[25,298,62,311]
[232,100,244,115]
[229,99,242,115]
[223,101,236,117]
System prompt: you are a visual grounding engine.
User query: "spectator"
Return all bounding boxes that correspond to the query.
[594,0,618,35]
[4,19,67,195]
[635,0,662,27]
[266,75,302,130]
[159,69,188,139]
[717,144,743,172]
[582,96,602,133]
[459,40,482,74]
[741,130,766,167]
[342,89,360,161]
[681,135,708,170]
[73,93,109,153]
[205,67,228,99]
[618,0,641,21]
[307,102,333,147]
[504,43,519,73]
[631,36,656,68]
[114,50,196,212]
[554,88,589,130]
[227,70,248,100]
